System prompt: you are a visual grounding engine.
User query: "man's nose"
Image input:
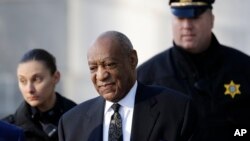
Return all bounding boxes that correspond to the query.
[182,18,193,28]
[96,67,109,81]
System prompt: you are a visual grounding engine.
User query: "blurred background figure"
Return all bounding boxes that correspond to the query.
[0,120,25,141]
[2,49,76,141]
[1,0,250,121]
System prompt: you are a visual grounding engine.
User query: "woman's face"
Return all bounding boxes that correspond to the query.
[17,60,59,111]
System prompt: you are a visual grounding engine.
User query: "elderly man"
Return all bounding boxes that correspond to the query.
[58,31,197,141]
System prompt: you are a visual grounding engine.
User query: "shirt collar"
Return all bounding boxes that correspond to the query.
[104,81,138,114]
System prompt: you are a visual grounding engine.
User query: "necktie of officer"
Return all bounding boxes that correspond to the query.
[108,103,123,141]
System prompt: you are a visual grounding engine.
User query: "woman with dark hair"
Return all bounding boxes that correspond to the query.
[3,48,77,141]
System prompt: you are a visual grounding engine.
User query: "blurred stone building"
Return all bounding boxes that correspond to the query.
[0,0,250,117]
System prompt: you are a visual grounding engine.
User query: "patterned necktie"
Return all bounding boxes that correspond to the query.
[109,103,123,141]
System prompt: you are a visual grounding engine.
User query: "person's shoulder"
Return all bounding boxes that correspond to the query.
[0,121,25,141]
[77,96,104,110]
[222,45,250,61]
[0,120,22,133]
[138,48,172,70]
[137,48,174,81]
[56,93,77,108]
[1,114,15,123]
[60,96,103,120]
[138,84,191,113]
[151,84,188,97]
[139,83,190,102]
[220,45,250,71]
[1,101,27,124]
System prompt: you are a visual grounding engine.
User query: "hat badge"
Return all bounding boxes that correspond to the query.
[224,80,241,99]
[180,0,192,2]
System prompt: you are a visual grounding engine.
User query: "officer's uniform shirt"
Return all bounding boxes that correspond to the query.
[137,34,250,140]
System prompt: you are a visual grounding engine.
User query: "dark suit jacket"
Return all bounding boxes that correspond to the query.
[0,120,25,141]
[58,83,197,141]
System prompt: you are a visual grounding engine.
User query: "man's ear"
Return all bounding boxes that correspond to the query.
[53,71,60,84]
[130,50,138,69]
[210,11,215,29]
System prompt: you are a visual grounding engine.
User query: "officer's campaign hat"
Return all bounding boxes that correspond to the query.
[169,0,215,18]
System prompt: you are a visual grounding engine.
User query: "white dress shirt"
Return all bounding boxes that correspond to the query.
[103,81,138,141]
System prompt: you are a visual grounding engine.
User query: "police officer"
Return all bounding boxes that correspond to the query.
[2,49,77,141]
[137,0,250,140]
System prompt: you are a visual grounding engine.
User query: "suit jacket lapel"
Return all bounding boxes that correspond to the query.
[131,83,160,141]
[85,97,105,141]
